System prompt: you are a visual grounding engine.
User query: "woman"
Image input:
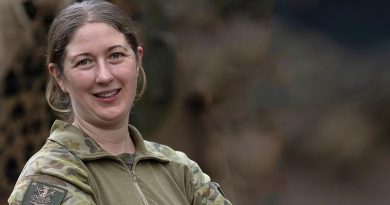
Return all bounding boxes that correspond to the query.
[8,1,231,204]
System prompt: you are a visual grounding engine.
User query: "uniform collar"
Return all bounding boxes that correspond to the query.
[48,120,168,162]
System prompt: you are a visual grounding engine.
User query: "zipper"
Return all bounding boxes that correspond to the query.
[103,153,165,205]
[130,153,150,205]
[111,154,151,205]
[131,169,150,205]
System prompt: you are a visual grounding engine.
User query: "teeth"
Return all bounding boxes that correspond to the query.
[96,90,117,98]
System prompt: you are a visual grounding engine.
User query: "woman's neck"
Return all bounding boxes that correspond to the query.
[72,117,136,155]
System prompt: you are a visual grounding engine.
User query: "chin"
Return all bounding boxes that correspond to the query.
[98,109,129,122]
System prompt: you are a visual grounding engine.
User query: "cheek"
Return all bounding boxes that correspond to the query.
[116,64,138,82]
[64,71,95,91]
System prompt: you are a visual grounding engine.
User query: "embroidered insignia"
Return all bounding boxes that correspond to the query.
[22,181,67,205]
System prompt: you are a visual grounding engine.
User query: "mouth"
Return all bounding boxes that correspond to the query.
[93,89,120,98]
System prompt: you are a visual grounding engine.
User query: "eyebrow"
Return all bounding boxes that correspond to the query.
[107,45,129,52]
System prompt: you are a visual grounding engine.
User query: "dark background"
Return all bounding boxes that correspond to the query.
[0,0,389,204]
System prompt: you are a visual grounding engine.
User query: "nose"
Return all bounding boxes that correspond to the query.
[95,60,113,84]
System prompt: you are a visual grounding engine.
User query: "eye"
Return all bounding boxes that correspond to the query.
[76,58,92,67]
[108,52,126,64]
[111,52,123,59]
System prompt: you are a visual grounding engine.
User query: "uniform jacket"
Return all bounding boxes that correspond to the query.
[8,120,231,205]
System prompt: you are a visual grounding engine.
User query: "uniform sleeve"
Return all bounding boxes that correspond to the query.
[8,143,96,205]
[8,174,95,205]
[184,156,232,205]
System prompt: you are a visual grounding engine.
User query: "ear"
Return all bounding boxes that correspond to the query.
[48,63,67,93]
[136,46,144,74]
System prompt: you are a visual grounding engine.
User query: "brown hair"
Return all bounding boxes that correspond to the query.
[46,0,146,122]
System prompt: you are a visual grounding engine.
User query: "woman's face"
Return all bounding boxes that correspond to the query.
[50,22,142,127]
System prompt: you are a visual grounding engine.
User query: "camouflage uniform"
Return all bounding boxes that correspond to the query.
[8,120,232,205]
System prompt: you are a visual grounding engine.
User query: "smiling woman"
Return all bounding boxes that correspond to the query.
[50,22,142,135]
[8,1,232,205]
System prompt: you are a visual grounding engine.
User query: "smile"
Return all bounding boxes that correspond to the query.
[94,89,120,98]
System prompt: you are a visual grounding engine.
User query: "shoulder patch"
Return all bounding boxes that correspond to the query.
[22,181,67,205]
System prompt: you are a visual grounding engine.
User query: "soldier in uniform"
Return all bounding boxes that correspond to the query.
[8,0,232,204]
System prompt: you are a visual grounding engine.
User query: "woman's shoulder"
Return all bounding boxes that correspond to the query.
[16,139,90,190]
[24,140,83,171]
[8,140,94,204]
[144,140,194,165]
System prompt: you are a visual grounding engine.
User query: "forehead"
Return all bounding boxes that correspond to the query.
[69,22,126,44]
[65,22,129,54]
